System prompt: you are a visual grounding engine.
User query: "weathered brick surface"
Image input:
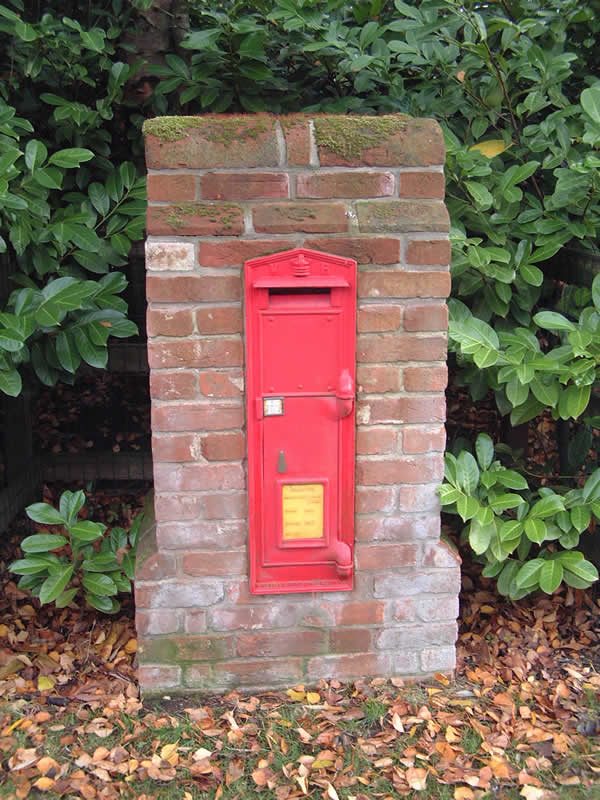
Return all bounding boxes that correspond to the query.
[140,113,457,695]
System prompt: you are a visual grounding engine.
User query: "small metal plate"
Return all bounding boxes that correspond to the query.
[282,483,324,540]
[264,397,284,416]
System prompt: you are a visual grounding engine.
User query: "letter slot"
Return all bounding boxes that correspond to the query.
[245,249,357,594]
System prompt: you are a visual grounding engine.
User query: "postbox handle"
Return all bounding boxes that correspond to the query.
[330,539,353,579]
[336,369,354,419]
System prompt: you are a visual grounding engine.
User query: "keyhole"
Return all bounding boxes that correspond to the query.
[277,450,287,473]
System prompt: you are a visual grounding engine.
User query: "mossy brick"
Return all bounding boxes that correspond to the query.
[314,115,444,167]
[147,202,244,236]
[138,637,178,664]
[297,171,394,198]
[143,115,280,169]
[356,200,449,234]
[253,202,347,234]
[280,115,312,165]
[176,635,235,661]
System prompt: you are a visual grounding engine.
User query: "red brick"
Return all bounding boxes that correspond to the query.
[356,455,444,485]
[297,171,394,198]
[135,552,176,581]
[315,117,444,167]
[196,306,243,334]
[147,203,243,236]
[144,115,280,169]
[356,427,398,455]
[198,239,296,267]
[403,366,448,392]
[405,239,451,266]
[357,334,447,363]
[153,493,203,521]
[150,371,198,400]
[398,485,441,513]
[356,543,417,570]
[307,653,390,681]
[183,664,213,685]
[421,646,456,673]
[331,602,385,626]
[359,270,450,299]
[304,236,400,265]
[183,550,247,576]
[147,309,194,337]
[148,338,243,369]
[198,370,243,398]
[365,396,446,424]
[393,598,416,623]
[147,173,196,202]
[202,431,245,461]
[281,116,311,165]
[202,492,247,519]
[237,630,326,658]
[399,171,445,198]
[176,635,235,661]
[217,658,303,688]
[152,403,244,432]
[357,305,402,332]
[253,202,347,234]
[137,609,180,635]
[414,594,460,622]
[136,579,223,607]
[355,487,397,514]
[201,172,289,200]
[330,628,372,653]
[153,433,200,462]
[423,540,461,568]
[209,605,296,631]
[355,515,422,542]
[154,462,244,492]
[356,365,400,394]
[138,665,180,688]
[357,200,449,233]
[147,275,242,302]
[157,520,246,550]
[184,610,207,633]
[403,426,446,454]
[377,623,457,650]
[403,303,448,332]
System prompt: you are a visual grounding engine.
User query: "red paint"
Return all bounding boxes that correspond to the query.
[245,248,357,594]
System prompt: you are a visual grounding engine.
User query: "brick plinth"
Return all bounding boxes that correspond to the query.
[140,114,458,694]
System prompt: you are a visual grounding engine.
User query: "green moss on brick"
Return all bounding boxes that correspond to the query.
[143,116,270,145]
[314,115,410,161]
[163,202,239,231]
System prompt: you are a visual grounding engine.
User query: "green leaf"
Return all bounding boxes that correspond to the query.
[510,395,545,426]
[499,520,523,542]
[581,86,600,124]
[438,484,461,505]
[9,556,58,575]
[519,263,544,286]
[538,560,563,594]
[524,518,546,543]
[469,520,494,555]
[39,565,74,605]
[570,506,591,533]
[82,573,118,597]
[464,180,493,209]
[558,384,591,420]
[88,183,110,216]
[456,451,480,495]
[20,534,67,553]
[59,490,85,526]
[494,469,528,490]
[475,433,494,470]
[35,277,97,327]
[25,140,47,171]
[0,369,22,397]
[533,311,576,331]
[69,520,105,543]
[55,588,78,608]
[515,558,545,589]
[497,560,520,596]
[583,469,600,503]
[56,332,81,373]
[530,378,559,407]
[122,552,135,581]
[80,29,106,52]
[490,493,525,512]
[529,494,565,519]
[456,493,480,521]
[81,553,120,572]
[48,148,94,168]
[26,503,65,525]
[85,592,115,612]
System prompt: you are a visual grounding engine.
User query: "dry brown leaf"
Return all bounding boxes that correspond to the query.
[406,767,428,791]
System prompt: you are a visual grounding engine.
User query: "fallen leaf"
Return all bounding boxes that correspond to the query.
[406,767,428,791]
[326,781,339,800]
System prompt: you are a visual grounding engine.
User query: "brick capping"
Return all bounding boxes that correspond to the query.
[139,114,458,695]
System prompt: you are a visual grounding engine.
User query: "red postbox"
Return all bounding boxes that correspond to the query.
[245,248,357,594]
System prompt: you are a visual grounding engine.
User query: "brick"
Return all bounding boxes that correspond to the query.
[297,171,394,198]
[356,455,443,485]
[304,236,400,265]
[356,200,449,233]
[202,431,246,461]
[184,610,207,633]
[414,594,460,622]
[398,484,441,513]
[356,543,417,570]
[374,571,460,598]
[209,605,297,631]
[150,371,198,400]
[403,366,448,392]
[157,520,246,550]
[154,462,245,492]
[405,239,451,266]
[152,433,201,463]
[136,610,180,635]
[307,653,389,681]
[198,370,243,398]
[355,486,397,514]
[146,241,195,271]
[147,275,241,303]
[331,602,385,626]
[389,650,420,674]
[152,403,244,432]
[402,426,446,454]
[183,550,247,576]
[237,630,327,658]
[253,202,347,234]
[393,598,416,623]
[153,494,203,521]
[217,658,304,689]
[363,396,446,424]
[183,664,212,686]
[358,270,451,299]
[357,334,446,363]
[138,665,181,689]
[144,115,280,169]
[202,492,247,520]
[176,635,235,662]
[136,551,176,581]
[330,628,372,653]
[198,239,296,267]
[147,173,196,202]
[356,365,401,394]
[423,540,462,568]
[420,646,456,673]
[136,580,223,608]
[201,172,289,200]
[377,623,457,650]
[281,115,311,165]
[147,203,244,236]
[314,116,444,167]
[355,515,430,542]
[196,306,243,334]
[147,309,194,337]
[357,305,402,332]
[403,303,448,332]
[356,427,398,455]
[399,171,445,198]
[148,338,243,369]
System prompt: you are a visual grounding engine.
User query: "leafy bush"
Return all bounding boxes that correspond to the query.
[9,489,140,613]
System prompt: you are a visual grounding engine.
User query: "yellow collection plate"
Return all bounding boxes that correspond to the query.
[282,483,324,540]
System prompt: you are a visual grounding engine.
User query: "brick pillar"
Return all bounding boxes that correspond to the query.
[138,114,460,694]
